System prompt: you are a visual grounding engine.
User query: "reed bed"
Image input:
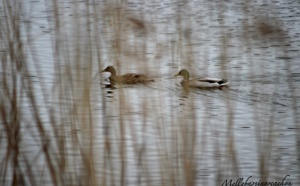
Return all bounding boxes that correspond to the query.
[0,0,299,185]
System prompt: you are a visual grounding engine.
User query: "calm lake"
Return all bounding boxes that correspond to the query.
[0,0,299,185]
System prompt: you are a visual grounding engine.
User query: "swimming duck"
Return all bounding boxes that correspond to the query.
[174,69,229,89]
[101,66,154,85]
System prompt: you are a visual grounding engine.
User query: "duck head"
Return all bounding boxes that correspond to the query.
[175,69,190,81]
[101,66,117,75]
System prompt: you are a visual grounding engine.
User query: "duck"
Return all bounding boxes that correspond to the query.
[101,66,154,86]
[174,69,229,89]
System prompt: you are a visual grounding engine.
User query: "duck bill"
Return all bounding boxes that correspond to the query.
[100,69,107,73]
[174,73,180,77]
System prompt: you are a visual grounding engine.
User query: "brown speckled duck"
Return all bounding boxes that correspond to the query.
[101,66,154,86]
[175,69,229,89]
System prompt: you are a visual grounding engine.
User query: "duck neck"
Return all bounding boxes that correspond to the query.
[182,71,190,81]
[109,67,117,77]
[181,80,190,90]
[108,68,118,85]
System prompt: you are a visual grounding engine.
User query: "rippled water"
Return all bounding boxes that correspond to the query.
[1,0,300,185]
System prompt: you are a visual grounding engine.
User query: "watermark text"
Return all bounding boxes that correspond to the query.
[221,175,293,186]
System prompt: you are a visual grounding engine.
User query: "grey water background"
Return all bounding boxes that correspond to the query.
[0,0,299,185]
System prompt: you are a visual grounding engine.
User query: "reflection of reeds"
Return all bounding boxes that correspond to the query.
[0,0,299,185]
